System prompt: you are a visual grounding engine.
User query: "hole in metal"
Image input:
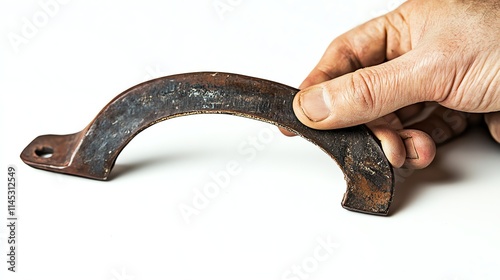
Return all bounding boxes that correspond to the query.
[35,147,54,158]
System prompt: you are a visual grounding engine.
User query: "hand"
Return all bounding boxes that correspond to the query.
[290,0,500,169]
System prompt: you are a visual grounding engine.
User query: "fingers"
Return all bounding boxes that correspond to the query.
[367,115,406,168]
[398,130,436,169]
[367,114,436,169]
[299,12,410,90]
[293,8,423,130]
[293,48,437,130]
[485,112,500,143]
[290,10,412,134]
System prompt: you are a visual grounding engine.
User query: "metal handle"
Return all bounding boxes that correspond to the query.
[20,72,394,215]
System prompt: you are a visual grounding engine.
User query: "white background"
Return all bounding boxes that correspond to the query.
[1,0,499,279]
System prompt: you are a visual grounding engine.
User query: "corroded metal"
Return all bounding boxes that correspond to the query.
[20,72,395,215]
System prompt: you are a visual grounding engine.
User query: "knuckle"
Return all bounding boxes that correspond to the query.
[350,70,380,115]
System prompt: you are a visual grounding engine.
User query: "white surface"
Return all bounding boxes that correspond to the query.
[1,0,499,279]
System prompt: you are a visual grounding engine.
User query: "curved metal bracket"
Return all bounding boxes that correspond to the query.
[20,72,394,215]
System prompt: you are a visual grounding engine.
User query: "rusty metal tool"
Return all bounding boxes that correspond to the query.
[20,72,394,215]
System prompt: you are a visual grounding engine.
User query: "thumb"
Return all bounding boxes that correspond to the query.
[293,51,434,129]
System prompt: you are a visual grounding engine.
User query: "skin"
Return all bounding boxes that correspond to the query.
[287,0,500,169]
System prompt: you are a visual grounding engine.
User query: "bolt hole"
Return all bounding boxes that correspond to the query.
[35,147,54,158]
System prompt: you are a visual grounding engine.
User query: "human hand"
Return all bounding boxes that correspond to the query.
[290,0,500,169]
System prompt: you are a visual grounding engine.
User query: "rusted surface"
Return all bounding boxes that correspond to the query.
[20,72,395,215]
